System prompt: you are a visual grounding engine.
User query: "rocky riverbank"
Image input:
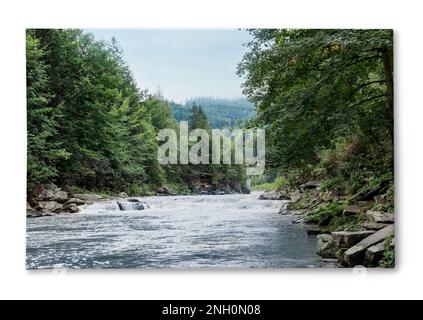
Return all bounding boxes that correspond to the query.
[260,180,395,268]
[26,182,250,218]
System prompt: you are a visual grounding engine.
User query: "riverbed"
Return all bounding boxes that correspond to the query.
[26,192,321,269]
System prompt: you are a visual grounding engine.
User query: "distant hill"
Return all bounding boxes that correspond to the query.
[169,97,255,129]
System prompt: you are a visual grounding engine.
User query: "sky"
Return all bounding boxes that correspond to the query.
[87,29,252,102]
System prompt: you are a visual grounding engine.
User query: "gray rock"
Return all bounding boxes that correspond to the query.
[365,242,386,267]
[119,192,129,197]
[317,234,338,258]
[301,180,322,189]
[361,222,389,231]
[292,217,304,224]
[279,202,289,215]
[73,193,104,202]
[331,230,375,248]
[127,198,140,203]
[61,203,79,213]
[27,212,43,218]
[343,205,367,216]
[259,191,288,200]
[52,190,69,203]
[290,191,302,203]
[307,225,323,235]
[344,225,394,266]
[366,211,394,224]
[64,198,85,206]
[38,201,59,211]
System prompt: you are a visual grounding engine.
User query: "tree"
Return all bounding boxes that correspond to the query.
[237,29,393,173]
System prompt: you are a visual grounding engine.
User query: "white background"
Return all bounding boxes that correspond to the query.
[0,0,421,300]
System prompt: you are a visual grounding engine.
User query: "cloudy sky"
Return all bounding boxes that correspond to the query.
[87,29,252,102]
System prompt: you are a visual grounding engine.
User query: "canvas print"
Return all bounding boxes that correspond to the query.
[26,29,394,269]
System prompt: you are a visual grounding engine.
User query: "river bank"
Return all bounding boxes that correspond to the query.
[259,180,395,268]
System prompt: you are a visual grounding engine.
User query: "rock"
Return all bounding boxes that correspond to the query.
[366,211,394,224]
[343,205,367,216]
[63,198,85,206]
[32,183,60,201]
[292,217,304,224]
[38,201,60,211]
[53,203,63,212]
[307,225,323,235]
[317,234,338,258]
[331,230,375,248]
[27,212,43,218]
[127,198,140,203]
[42,212,56,217]
[290,191,302,203]
[344,225,394,266]
[365,242,386,267]
[26,202,35,211]
[259,190,288,200]
[61,203,79,213]
[279,202,289,215]
[52,190,69,203]
[301,180,322,189]
[318,213,333,226]
[73,193,104,202]
[119,192,129,197]
[156,187,177,196]
[361,222,389,231]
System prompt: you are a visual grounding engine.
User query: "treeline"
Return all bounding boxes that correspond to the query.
[26,29,246,195]
[239,29,394,207]
[170,97,255,129]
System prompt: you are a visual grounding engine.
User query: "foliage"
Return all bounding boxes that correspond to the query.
[170,97,255,129]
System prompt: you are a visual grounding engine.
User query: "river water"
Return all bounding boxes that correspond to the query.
[26,192,322,269]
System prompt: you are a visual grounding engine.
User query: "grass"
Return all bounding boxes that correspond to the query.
[251,176,288,191]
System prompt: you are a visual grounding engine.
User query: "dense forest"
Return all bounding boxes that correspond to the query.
[26,29,248,196]
[170,97,255,129]
[239,29,394,266]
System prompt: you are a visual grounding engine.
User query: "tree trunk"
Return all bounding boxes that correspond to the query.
[382,47,394,143]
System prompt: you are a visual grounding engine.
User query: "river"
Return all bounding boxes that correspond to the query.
[26,192,322,269]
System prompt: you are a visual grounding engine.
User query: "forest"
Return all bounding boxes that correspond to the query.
[239,29,394,267]
[26,29,247,196]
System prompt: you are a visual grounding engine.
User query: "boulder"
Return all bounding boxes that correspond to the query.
[279,202,289,215]
[61,203,79,213]
[317,234,338,258]
[73,193,103,202]
[127,198,140,203]
[366,211,394,224]
[64,198,85,206]
[331,230,375,248]
[292,217,304,224]
[344,225,394,266]
[32,183,60,200]
[259,190,288,200]
[307,225,323,235]
[119,192,129,197]
[301,180,322,189]
[290,191,302,203]
[38,201,60,211]
[52,191,69,203]
[361,222,389,231]
[343,205,367,216]
[364,242,386,267]
[26,202,35,211]
[27,212,43,219]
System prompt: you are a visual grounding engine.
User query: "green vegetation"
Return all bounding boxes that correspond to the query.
[170,97,255,129]
[26,29,247,196]
[251,176,287,191]
[239,29,394,260]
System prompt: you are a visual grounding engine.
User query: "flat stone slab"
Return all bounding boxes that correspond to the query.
[331,230,375,248]
[344,225,394,266]
[366,211,394,224]
[361,222,389,231]
[365,242,386,267]
[343,205,367,216]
